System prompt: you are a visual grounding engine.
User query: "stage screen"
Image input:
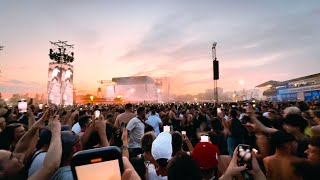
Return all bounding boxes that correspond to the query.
[47,63,74,105]
[106,84,158,102]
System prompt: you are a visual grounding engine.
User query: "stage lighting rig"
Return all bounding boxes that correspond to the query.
[49,40,74,64]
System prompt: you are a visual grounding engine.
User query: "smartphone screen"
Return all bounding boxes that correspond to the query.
[163,125,170,132]
[94,110,100,119]
[39,103,43,110]
[237,144,252,170]
[18,101,27,113]
[217,108,221,114]
[71,147,124,180]
[200,135,209,142]
[75,159,121,180]
[181,131,186,135]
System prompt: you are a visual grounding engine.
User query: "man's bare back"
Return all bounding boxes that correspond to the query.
[114,112,136,129]
[263,155,302,180]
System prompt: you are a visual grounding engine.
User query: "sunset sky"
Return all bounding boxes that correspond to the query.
[0,1,320,98]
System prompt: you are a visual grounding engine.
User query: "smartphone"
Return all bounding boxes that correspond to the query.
[217,108,221,114]
[28,98,33,105]
[163,125,170,133]
[200,135,209,142]
[181,131,186,136]
[18,100,28,113]
[39,103,43,110]
[71,147,124,180]
[237,144,252,170]
[94,110,100,120]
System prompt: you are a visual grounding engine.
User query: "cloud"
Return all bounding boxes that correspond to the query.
[0,84,45,93]
[5,79,24,84]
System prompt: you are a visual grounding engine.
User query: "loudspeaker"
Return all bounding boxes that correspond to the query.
[213,60,219,80]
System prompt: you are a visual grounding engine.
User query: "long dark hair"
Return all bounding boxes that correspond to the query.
[0,123,23,151]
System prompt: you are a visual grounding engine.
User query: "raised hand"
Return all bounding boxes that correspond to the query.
[95,114,107,133]
[33,108,51,129]
[26,106,34,117]
[48,115,61,134]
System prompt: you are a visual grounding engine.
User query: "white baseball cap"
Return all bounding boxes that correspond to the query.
[151,132,172,160]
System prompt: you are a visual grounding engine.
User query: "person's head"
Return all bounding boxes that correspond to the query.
[137,107,146,119]
[0,117,6,130]
[199,121,209,131]
[0,123,26,150]
[313,110,320,124]
[261,105,269,113]
[150,105,157,115]
[283,114,308,134]
[270,131,297,154]
[283,106,301,118]
[168,152,203,180]
[0,150,25,179]
[210,117,223,132]
[305,136,320,164]
[78,115,91,131]
[171,131,183,157]
[230,109,238,119]
[106,114,114,123]
[170,105,176,112]
[124,103,133,112]
[60,131,82,166]
[36,128,51,150]
[152,132,172,168]
[192,142,220,179]
[141,132,156,153]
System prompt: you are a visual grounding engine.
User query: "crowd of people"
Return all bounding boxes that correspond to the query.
[0,96,320,180]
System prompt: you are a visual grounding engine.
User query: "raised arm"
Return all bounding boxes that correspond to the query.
[121,128,129,159]
[14,109,50,161]
[183,134,194,153]
[95,115,109,147]
[29,115,62,180]
[26,106,36,129]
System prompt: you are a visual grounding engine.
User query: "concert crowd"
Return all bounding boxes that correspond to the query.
[0,97,320,180]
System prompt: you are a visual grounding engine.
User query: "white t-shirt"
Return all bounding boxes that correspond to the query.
[146,115,162,136]
[126,117,145,149]
[148,164,167,180]
[71,122,81,134]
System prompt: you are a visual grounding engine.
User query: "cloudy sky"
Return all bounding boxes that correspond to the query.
[0,1,319,98]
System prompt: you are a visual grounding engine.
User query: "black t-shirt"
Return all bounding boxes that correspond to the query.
[296,136,309,158]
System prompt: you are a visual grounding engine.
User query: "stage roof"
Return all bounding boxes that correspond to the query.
[256,80,280,87]
[256,73,320,87]
[112,76,155,85]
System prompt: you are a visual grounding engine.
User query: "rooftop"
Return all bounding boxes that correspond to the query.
[256,73,320,88]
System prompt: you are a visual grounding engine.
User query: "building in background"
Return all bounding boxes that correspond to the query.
[256,73,320,101]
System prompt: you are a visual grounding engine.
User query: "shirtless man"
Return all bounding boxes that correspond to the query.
[114,103,135,129]
[169,105,182,131]
[263,131,303,180]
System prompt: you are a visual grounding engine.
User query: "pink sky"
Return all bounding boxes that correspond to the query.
[1,1,319,99]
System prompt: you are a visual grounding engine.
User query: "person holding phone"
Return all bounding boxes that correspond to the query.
[219,146,266,180]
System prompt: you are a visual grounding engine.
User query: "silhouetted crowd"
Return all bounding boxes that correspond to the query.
[1,98,320,180]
